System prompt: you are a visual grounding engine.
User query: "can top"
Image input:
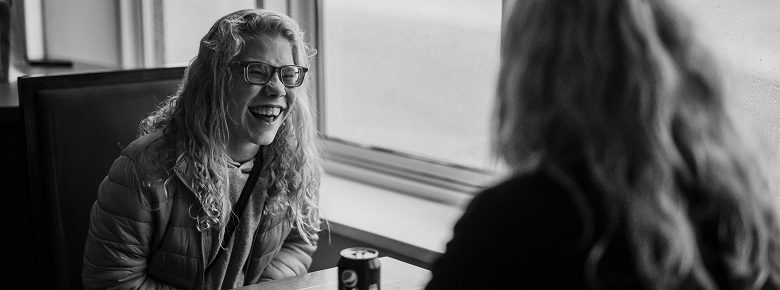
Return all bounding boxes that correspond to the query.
[340,247,379,260]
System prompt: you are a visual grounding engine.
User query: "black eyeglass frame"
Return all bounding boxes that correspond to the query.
[230,61,309,88]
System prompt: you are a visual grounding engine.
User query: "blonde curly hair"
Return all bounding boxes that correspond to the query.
[139,8,321,245]
[496,0,780,289]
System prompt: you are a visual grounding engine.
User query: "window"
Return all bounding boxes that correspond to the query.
[321,0,501,171]
[676,0,780,191]
[310,0,780,198]
[111,1,505,199]
[162,0,257,65]
[119,0,257,67]
[317,0,504,199]
[106,0,779,198]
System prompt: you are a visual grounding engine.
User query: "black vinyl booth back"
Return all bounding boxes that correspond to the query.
[19,67,185,290]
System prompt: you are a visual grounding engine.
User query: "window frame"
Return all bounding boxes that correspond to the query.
[290,0,506,204]
[120,0,506,204]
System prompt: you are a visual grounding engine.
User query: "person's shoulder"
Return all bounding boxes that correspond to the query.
[488,170,560,191]
[121,131,167,160]
[109,131,173,180]
[444,169,590,271]
[477,170,569,206]
[464,168,587,236]
[98,131,174,210]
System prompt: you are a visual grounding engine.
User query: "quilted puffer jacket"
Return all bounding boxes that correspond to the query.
[82,133,317,289]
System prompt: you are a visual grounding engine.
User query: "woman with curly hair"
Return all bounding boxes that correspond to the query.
[426,0,780,289]
[83,9,321,289]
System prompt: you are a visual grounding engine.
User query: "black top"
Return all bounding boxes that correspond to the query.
[425,166,641,289]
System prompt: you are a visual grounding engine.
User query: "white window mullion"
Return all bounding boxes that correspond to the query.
[140,0,164,67]
[118,0,142,68]
[118,0,164,68]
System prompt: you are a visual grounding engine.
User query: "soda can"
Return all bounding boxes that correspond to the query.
[337,247,381,290]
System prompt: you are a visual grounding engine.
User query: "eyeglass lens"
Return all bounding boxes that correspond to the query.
[247,63,304,86]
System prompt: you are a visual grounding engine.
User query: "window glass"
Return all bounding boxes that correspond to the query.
[678,1,780,191]
[162,0,255,66]
[322,0,502,171]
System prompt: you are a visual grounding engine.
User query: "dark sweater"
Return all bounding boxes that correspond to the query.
[425,168,640,290]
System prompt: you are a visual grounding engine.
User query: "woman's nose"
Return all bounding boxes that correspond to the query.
[262,74,286,98]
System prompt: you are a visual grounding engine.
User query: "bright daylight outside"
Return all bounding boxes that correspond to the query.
[678,0,780,194]
[322,0,502,171]
[155,0,777,191]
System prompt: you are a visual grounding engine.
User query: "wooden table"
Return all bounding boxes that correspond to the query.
[234,257,432,290]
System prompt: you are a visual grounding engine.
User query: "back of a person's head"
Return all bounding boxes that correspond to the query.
[495,0,780,288]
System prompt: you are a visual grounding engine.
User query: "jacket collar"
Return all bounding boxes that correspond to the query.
[171,151,278,271]
[173,156,199,196]
[170,158,208,271]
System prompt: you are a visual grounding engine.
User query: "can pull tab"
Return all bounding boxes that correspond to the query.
[355,249,369,259]
[340,247,379,260]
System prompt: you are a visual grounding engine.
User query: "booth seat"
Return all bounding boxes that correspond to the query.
[19,67,185,290]
[18,66,437,290]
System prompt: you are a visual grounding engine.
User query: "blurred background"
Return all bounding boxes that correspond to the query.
[1,0,778,289]
[6,0,778,181]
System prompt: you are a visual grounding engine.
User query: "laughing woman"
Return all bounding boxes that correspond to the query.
[82,9,321,289]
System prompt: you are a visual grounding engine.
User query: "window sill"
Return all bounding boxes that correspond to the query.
[319,170,469,254]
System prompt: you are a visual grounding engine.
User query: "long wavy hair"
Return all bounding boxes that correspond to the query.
[139,9,321,244]
[496,0,780,289]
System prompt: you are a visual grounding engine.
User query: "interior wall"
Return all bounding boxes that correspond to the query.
[42,0,120,67]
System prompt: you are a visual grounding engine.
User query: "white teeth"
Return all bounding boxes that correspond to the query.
[250,106,282,117]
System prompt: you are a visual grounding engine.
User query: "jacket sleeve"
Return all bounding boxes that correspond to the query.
[82,155,178,290]
[259,226,318,281]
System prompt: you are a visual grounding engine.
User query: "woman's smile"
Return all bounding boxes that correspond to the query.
[249,104,286,123]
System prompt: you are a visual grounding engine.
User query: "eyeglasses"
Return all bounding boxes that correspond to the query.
[230,61,308,88]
